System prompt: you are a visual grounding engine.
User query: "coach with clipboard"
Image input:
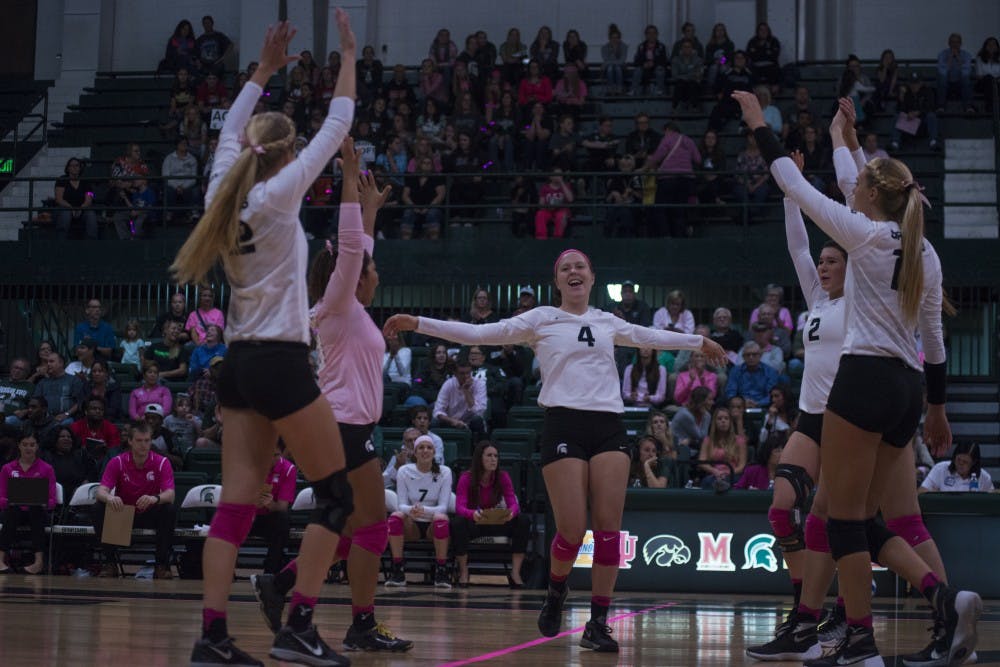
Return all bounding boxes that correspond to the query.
[0,432,58,574]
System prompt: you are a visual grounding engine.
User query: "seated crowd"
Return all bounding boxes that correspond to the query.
[48,16,1000,240]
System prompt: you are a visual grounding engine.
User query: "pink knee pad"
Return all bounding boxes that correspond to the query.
[550,533,582,563]
[805,513,830,553]
[768,508,794,537]
[334,535,353,562]
[387,514,404,537]
[432,519,450,540]
[593,530,621,567]
[887,514,932,547]
[207,502,255,547]
[352,520,389,556]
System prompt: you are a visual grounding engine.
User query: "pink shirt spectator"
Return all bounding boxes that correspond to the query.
[313,203,384,426]
[734,464,771,490]
[621,364,667,406]
[652,307,695,334]
[518,77,553,106]
[648,131,701,175]
[70,418,122,451]
[673,369,718,405]
[406,155,443,173]
[100,451,174,511]
[0,458,58,510]
[538,183,570,208]
[185,307,226,342]
[420,72,449,105]
[259,456,297,516]
[129,384,173,421]
[433,375,487,422]
[454,470,520,520]
[553,78,588,106]
[749,306,794,332]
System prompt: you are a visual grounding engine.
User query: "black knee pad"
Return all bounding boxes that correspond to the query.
[864,517,897,565]
[775,463,813,516]
[308,469,354,535]
[826,518,868,562]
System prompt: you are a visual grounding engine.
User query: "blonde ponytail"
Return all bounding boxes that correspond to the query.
[170,111,296,285]
[897,188,925,324]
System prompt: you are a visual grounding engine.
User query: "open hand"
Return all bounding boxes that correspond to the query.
[730,90,765,129]
[383,314,418,338]
[334,7,356,53]
[699,337,728,367]
[258,22,300,76]
[359,170,392,211]
[923,405,952,457]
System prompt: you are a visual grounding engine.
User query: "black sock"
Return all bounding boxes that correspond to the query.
[792,580,803,611]
[590,601,609,626]
[354,611,376,631]
[274,568,296,595]
[204,617,228,643]
[288,603,315,633]
[548,578,567,595]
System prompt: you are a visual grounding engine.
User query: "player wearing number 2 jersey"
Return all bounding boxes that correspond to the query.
[384,249,727,653]
[734,89,981,667]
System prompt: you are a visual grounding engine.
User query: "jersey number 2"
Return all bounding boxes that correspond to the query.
[808,318,821,342]
[577,326,595,347]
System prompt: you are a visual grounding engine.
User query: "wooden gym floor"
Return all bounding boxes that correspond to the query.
[0,575,998,666]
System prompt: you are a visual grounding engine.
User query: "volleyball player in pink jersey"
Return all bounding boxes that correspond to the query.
[251,141,411,653]
[384,250,727,653]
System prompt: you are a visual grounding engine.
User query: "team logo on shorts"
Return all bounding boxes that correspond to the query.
[556,443,568,456]
[364,439,375,453]
[741,533,779,573]
[641,534,691,568]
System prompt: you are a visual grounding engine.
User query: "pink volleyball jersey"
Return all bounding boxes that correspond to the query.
[100,451,174,511]
[259,456,297,515]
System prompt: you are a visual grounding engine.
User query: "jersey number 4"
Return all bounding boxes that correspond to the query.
[808,318,821,342]
[577,326,595,347]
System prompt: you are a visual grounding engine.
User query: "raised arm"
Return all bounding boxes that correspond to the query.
[384,312,537,347]
[785,152,822,310]
[317,137,364,315]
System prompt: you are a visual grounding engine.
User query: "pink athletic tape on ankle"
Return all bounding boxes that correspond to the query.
[282,560,298,575]
[797,604,822,622]
[550,533,582,563]
[207,502,255,547]
[805,513,830,553]
[353,520,389,555]
[887,514,932,547]
[593,530,620,567]
[335,535,353,561]
[290,592,318,610]
[432,519,450,540]
[387,514,404,536]
[592,595,612,607]
[768,507,794,537]
[202,608,226,631]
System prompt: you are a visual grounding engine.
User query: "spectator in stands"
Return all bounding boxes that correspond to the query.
[145,321,190,381]
[697,406,747,488]
[161,19,196,74]
[628,435,669,488]
[44,426,91,505]
[518,60,553,112]
[553,65,588,118]
[406,137,441,173]
[652,289,694,334]
[534,167,574,239]
[759,384,795,443]
[445,131,484,221]
[195,72,228,120]
[281,66,307,107]
[94,421,176,579]
[452,441,530,586]
[0,432,57,574]
[179,104,208,162]
[162,137,201,223]
[745,22,780,92]
[249,444,297,574]
[548,114,580,173]
[33,353,83,427]
[9,396,57,444]
[466,289,498,325]
[724,342,778,407]
[582,115,620,173]
[510,287,538,317]
[622,348,667,408]
[417,98,448,147]
[410,403,445,465]
[861,132,890,163]
[644,409,676,458]
[377,134,409,189]
[82,360,123,422]
[432,358,487,438]
[164,393,200,455]
[625,112,661,162]
[413,343,454,405]
[356,45,384,107]
[644,122,701,237]
[383,332,413,389]
[54,157,97,240]
[630,25,669,96]
[73,298,114,358]
[671,39,705,111]
[485,90,519,171]
[920,441,993,492]
[129,364,172,422]
[185,286,225,346]
[674,350,718,405]
[383,427,418,489]
[753,301,794,361]
[384,64,415,113]
[143,403,182,469]
[781,86,821,144]
[118,320,146,375]
[400,156,445,240]
[604,153,642,237]
[419,58,450,109]
[749,321,785,374]
[798,125,832,192]
[467,345,511,427]
[70,395,120,453]
[117,176,158,240]
[602,24,629,95]
[475,31,497,74]
[873,49,899,112]
[499,28,528,84]
[838,54,876,125]
[521,102,553,171]
[66,340,97,379]
[937,32,975,112]
[695,129,730,208]
[429,28,458,84]
[891,72,940,151]
[734,431,786,489]
[710,307,743,365]
[704,23,735,89]
[750,285,793,333]
[755,85,782,134]
[708,50,753,131]
[563,29,588,75]
[671,385,713,450]
[783,109,816,153]
[529,26,559,80]
[108,142,149,213]
[188,326,226,380]
[606,280,652,327]
[25,345,54,389]
[193,15,232,77]
[163,68,196,133]
[975,36,1000,112]
[455,36,482,92]
[190,359,221,435]
[298,49,319,85]
[316,66,337,107]
[0,358,33,423]
[451,92,482,137]
[733,131,771,222]
[385,434,454,588]
[487,343,528,406]
[508,174,538,237]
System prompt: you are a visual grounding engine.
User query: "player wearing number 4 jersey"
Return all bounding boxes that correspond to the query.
[384,249,727,653]
[734,89,982,667]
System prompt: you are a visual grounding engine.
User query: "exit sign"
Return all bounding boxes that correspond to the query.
[0,158,12,174]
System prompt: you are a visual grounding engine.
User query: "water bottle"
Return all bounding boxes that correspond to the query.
[685,480,694,489]
[969,473,979,491]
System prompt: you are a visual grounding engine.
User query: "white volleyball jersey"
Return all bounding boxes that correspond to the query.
[205,82,353,345]
[772,150,945,371]
[417,306,703,413]
[395,463,453,517]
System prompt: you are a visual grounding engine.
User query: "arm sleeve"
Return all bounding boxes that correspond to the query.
[159,458,175,492]
[396,467,413,513]
[204,81,262,207]
[316,203,364,316]
[770,156,877,253]
[416,313,537,347]
[500,471,520,517]
[424,467,452,514]
[833,146,863,207]
[472,379,487,416]
[784,198,822,310]
[455,472,474,520]
[432,383,450,420]
[612,319,703,351]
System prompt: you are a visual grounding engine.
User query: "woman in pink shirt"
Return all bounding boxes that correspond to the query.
[452,441,531,587]
[185,285,226,345]
[129,363,173,420]
[518,59,553,110]
[0,433,57,574]
[673,349,718,405]
[251,140,411,652]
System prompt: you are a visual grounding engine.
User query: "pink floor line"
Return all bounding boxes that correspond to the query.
[437,601,681,666]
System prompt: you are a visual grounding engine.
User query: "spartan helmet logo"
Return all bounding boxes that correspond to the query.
[642,535,692,568]
[200,486,217,504]
[364,439,375,453]
[88,485,99,501]
[556,443,569,456]
[742,534,779,573]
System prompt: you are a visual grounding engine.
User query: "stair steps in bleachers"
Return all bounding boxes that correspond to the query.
[945,380,1000,482]
[943,139,998,239]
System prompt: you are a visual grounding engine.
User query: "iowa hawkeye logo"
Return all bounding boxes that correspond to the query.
[642,535,691,568]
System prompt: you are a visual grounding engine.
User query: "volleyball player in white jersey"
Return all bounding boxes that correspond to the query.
[733,90,981,667]
[177,14,356,667]
[384,249,727,653]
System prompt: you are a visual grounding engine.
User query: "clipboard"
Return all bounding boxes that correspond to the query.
[478,508,512,525]
[101,503,136,546]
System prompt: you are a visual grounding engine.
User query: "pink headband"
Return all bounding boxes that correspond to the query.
[553,248,592,273]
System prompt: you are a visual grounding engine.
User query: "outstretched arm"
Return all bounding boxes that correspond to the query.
[318,138,363,315]
[383,313,537,347]
[611,319,728,367]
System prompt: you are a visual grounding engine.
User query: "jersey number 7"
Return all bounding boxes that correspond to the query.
[418,489,428,501]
